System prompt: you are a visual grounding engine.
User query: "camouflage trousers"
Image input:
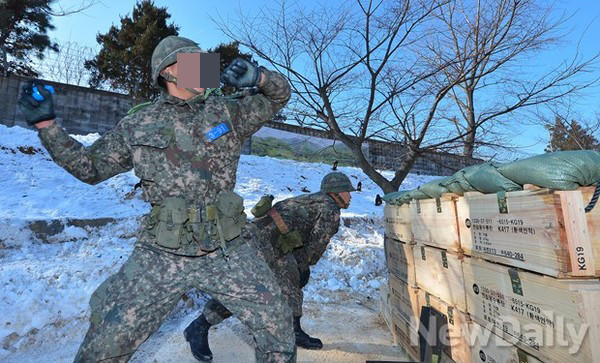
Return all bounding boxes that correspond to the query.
[203,224,305,326]
[73,238,296,363]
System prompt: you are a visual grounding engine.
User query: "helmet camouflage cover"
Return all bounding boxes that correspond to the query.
[320,172,356,193]
[151,35,204,88]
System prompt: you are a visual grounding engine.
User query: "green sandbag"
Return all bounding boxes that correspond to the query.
[497,150,600,190]
[417,177,451,198]
[464,162,522,194]
[408,189,431,200]
[442,169,477,196]
[383,190,412,205]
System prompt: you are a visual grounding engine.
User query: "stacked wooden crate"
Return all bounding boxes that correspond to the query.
[382,202,421,361]
[382,186,600,362]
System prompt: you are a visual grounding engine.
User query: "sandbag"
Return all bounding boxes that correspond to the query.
[409,189,433,200]
[442,168,478,196]
[497,150,600,190]
[417,177,451,198]
[464,162,522,194]
[383,190,412,205]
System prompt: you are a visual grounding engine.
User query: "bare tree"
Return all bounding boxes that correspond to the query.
[215,0,597,193]
[215,0,484,193]
[430,0,599,158]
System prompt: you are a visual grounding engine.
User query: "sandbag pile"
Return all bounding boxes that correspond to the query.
[384,150,600,205]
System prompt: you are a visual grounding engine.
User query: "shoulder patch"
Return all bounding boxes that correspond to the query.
[127,101,153,116]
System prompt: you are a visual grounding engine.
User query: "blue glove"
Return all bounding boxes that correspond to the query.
[221,58,262,89]
[18,80,56,125]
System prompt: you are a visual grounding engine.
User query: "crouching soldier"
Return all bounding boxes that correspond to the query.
[184,172,355,361]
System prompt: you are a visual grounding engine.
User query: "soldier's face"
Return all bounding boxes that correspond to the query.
[339,192,351,208]
[163,63,206,95]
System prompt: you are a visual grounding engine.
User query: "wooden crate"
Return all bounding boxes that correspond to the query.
[380,284,421,361]
[456,187,600,278]
[469,322,543,363]
[384,203,413,243]
[411,195,461,252]
[416,289,471,363]
[389,273,421,322]
[380,284,395,336]
[463,256,600,362]
[385,236,417,287]
[413,245,467,311]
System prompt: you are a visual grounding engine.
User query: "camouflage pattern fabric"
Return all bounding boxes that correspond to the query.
[74,242,295,363]
[35,67,295,362]
[204,191,341,322]
[38,67,290,257]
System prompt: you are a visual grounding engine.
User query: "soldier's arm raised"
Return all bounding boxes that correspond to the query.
[37,120,133,185]
[225,67,291,140]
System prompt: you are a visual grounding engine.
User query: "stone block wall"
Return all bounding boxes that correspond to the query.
[0,75,481,176]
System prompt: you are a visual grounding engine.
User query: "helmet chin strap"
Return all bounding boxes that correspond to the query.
[160,71,204,96]
[328,192,349,209]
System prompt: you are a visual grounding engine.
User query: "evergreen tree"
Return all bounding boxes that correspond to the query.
[0,0,58,77]
[545,116,599,152]
[84,0,179,102]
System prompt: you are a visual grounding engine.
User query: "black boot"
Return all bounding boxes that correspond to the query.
[294,317,323,350]
[184,315,213,362]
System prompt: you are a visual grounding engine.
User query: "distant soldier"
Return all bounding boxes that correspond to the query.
[18,35,296,362]
[184,172,355,361]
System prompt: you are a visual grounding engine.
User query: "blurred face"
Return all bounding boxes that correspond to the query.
[162,62,205,99]
[339,191,352,208]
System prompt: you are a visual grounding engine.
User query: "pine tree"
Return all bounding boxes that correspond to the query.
[84,0,179,102]
[545,116,599,152]
[0,0,58,77]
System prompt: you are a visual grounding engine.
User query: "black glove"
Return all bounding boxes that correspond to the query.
[221,58,262,89]
[299,268,310,288]
[18,80,56,125]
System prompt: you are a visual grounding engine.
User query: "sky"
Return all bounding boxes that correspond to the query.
[46,0,600,157]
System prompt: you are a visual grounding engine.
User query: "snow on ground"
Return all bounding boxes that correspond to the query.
[0,124,438,360]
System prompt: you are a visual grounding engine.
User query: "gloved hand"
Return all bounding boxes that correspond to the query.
[299,268,310,288]
[221,58,262,89]
[18,80,56,125]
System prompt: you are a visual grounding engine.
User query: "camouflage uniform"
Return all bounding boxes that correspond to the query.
[36,57,295,361]
[203,191,342,323]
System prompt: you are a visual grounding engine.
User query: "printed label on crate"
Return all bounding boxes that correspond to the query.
[467,217,538,262]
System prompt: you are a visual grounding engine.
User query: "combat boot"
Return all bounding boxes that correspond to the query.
[294,317,323,350]
[184,315,213,362]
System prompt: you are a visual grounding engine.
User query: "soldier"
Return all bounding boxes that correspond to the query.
[184,172,355,361]
[18,36,296,362]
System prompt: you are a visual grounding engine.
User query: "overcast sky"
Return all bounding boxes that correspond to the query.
[47,0,600,157]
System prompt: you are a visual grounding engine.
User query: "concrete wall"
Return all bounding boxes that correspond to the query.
[1,75,132,135]
[1,75,481,176]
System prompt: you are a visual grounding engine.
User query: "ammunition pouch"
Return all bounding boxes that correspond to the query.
[278,229,304,254]
[147,197,192,250]
[146,192,246,252]
[209,191,247,244]
[267,207,304,254]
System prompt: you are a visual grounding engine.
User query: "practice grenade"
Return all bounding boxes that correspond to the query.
[32,85,55,101]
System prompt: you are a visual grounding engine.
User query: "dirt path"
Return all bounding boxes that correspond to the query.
[131,301,408,363]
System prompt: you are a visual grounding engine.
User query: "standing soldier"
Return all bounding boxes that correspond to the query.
[18,36,296,362]
[185,172,355,361]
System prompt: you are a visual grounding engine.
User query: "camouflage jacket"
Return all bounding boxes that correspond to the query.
[37,69,290,254]
[256,192,341,271]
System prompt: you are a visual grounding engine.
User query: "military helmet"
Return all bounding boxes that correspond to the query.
[320,172,356,193]
[151,36,204,88]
